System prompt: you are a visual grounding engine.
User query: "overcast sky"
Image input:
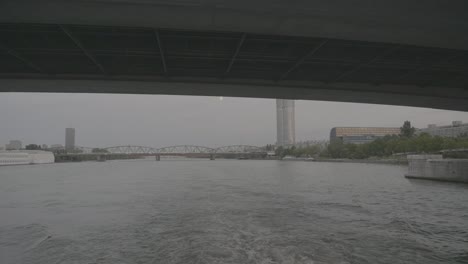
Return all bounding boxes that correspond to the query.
[1,93,467,148]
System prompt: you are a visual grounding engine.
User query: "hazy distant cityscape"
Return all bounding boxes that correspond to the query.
[3,100,467,152]
[2,97,468,178]
[2,98,467,177]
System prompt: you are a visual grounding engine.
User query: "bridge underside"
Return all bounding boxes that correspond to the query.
[1,0,468,111]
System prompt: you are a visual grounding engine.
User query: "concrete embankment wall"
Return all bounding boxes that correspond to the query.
[406,155,468,183]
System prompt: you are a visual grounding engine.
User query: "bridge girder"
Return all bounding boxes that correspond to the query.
[105,145,158,154]
[95,145,267,155]
[215,145,265,154]
[0,22,468,111]
[155,145,215,154]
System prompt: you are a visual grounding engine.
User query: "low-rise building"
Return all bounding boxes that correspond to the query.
[417,121,468,137]
[5,140,22,150]
[330,127,400,144]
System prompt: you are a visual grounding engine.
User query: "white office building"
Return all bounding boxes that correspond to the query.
[418,121,468,137]
[5,140,22,150]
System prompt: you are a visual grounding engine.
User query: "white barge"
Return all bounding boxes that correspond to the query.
[0,150,55,166]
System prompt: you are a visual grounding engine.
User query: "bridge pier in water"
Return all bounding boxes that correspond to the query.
[210,154,215,160]
[96,154,107,162]
[155,155,160,161]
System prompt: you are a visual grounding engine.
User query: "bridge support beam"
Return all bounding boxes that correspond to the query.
[2,79,468,111]
[155,155,160,161]
[210,154,215,160]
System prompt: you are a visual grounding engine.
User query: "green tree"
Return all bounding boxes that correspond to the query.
[278,134,468,160]
[327,140,347,158]
[400,120,416,138]
[303,145,322,157]
[25,144,41,150]
[275,146,284,157]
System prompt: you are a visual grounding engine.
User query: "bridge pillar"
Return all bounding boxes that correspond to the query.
[210,154,215,160]
[96,154,107,162]
[155,155,160,161]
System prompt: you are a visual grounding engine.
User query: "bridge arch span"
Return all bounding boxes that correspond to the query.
[75,145,267,155]
[154,145,215,154]
[105,145,158,154]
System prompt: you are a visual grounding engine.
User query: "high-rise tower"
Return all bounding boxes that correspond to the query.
[276,99,295,146]
[65,128,75,151]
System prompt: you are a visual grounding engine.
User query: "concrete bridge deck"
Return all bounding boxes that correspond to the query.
[1,1,467,111]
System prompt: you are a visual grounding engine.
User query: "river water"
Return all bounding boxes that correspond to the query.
[0,160,467,264]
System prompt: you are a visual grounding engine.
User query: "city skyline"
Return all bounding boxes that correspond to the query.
[1,93,467,148]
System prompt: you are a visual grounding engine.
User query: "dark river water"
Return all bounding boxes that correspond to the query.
[0,159,467,264]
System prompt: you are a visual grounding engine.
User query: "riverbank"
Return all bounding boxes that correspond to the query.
[311,158,408,165]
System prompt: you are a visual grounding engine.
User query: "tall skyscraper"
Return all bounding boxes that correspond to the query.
[65,128,75,151]
[276,99,295,146]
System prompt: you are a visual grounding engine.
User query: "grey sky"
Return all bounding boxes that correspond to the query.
[1,93,467,148]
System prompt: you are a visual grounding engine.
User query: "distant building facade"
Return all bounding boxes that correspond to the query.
[417,121,468,137]
[5,140,22,150]
[330,127,400,144]
[65,128,75,151]
[276,99,295,146]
